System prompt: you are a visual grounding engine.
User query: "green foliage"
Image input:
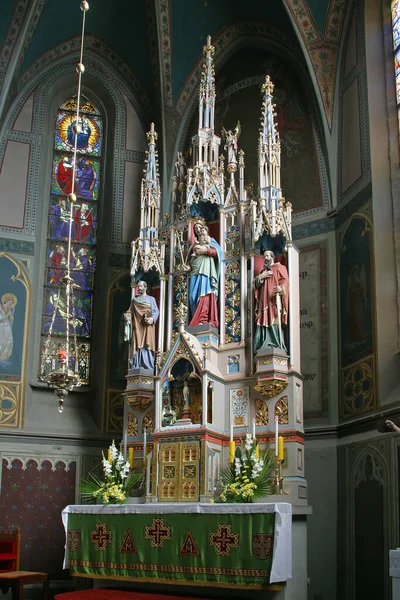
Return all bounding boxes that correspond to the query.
[79,441,143,505]
[219,434,275,503]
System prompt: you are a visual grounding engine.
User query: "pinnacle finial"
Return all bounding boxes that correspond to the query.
[261,75,274,97]
[203,35,215,57]
[147,122,157,145]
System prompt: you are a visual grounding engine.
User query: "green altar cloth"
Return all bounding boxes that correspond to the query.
[62,503,291,589]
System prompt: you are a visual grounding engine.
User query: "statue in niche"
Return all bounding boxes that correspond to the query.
[162,404,177,427]
[184,220,221,328]
[124,280,159,371]
[254,250,289,353]
[222,122,241,165]
[175,152,187,186]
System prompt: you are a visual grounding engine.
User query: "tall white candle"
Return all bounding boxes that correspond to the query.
[230,424,233,442]
[252,418,256,439]
[143,427,147,459]
[275,416,278,456]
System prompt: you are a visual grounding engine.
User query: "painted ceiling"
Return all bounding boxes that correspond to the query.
[0,0,346,127]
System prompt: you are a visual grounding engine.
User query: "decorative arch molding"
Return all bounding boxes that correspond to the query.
[2,456,76,472]
[168,24,330,215]
[345,437,392,598]
[18,34,151,119]
[0,49,146,243]
[349,441,389,488]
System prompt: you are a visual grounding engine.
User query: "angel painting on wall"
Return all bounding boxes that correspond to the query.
[222,121,241,165]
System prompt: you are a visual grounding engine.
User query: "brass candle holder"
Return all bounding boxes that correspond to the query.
[273,458,287,495]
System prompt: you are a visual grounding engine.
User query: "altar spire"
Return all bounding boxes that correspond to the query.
[130,123,164,277]
[199,35,216,132]
[253,75,291,242]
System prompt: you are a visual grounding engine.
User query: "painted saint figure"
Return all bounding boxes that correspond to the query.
[124,281,159,371]
[56,156,74,194]
[74,203,94,242]
[76,158,96,200]
[0,293,17,361]
[50,198,70,240]
[184,221,221,328]
[254,250,289,352]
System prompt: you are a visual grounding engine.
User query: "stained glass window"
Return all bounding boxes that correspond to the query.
[392,1,400,133]
[41,96,102,384]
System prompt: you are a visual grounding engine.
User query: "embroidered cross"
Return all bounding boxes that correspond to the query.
[90,523,112,551]
[145,518,171,548]
[210,524,239,556]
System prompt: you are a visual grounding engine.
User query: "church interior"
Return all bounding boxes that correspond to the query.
[0,0,400,599]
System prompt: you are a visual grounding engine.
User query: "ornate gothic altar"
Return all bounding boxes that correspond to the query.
[123,36,305,507]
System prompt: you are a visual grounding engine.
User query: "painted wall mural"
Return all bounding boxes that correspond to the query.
[0,253,30,428]
[299,242,328,418]
[338,206,377,420]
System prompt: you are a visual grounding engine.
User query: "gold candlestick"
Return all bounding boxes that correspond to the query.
[273,459,287,495]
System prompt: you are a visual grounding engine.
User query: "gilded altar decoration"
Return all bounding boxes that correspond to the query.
[142,411,154,433]
[225,261,241,343]
[67,531,81,552]
[254,377,288,398]
[79,441,142,505]
[255,398,269,426]
[127,396,152,411]
[127,413,138,437]
[275,395,289,424]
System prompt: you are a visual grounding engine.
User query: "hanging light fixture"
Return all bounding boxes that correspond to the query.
[40,1,90,413]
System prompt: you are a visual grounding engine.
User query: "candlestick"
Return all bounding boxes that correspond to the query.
[255,443,259,460]
[252,418,256,440]
[230,424,233,442]
[107,448,111,463]
[278,436,284,462]
[229,440,236,463]
[275,415,278,456]
[128,447,134,468]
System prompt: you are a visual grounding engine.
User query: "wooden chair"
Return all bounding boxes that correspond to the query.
[0,528,20,573]
[0,529,49,598]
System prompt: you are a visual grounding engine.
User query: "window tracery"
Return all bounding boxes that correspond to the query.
[41,95,102,384]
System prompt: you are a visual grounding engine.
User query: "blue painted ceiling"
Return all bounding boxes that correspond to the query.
[1,0,334,107]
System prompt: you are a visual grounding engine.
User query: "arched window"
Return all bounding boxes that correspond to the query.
[41,96,102,384]
[392,1,400,125]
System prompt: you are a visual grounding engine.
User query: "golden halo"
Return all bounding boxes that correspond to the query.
[2,293,17,306]
[58,114,99,149]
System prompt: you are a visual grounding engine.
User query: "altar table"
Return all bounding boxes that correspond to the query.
[62,503,292,589]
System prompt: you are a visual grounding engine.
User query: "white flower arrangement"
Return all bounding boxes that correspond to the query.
[79,440,142,505]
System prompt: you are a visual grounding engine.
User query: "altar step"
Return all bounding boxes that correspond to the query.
[54,590,211,600]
